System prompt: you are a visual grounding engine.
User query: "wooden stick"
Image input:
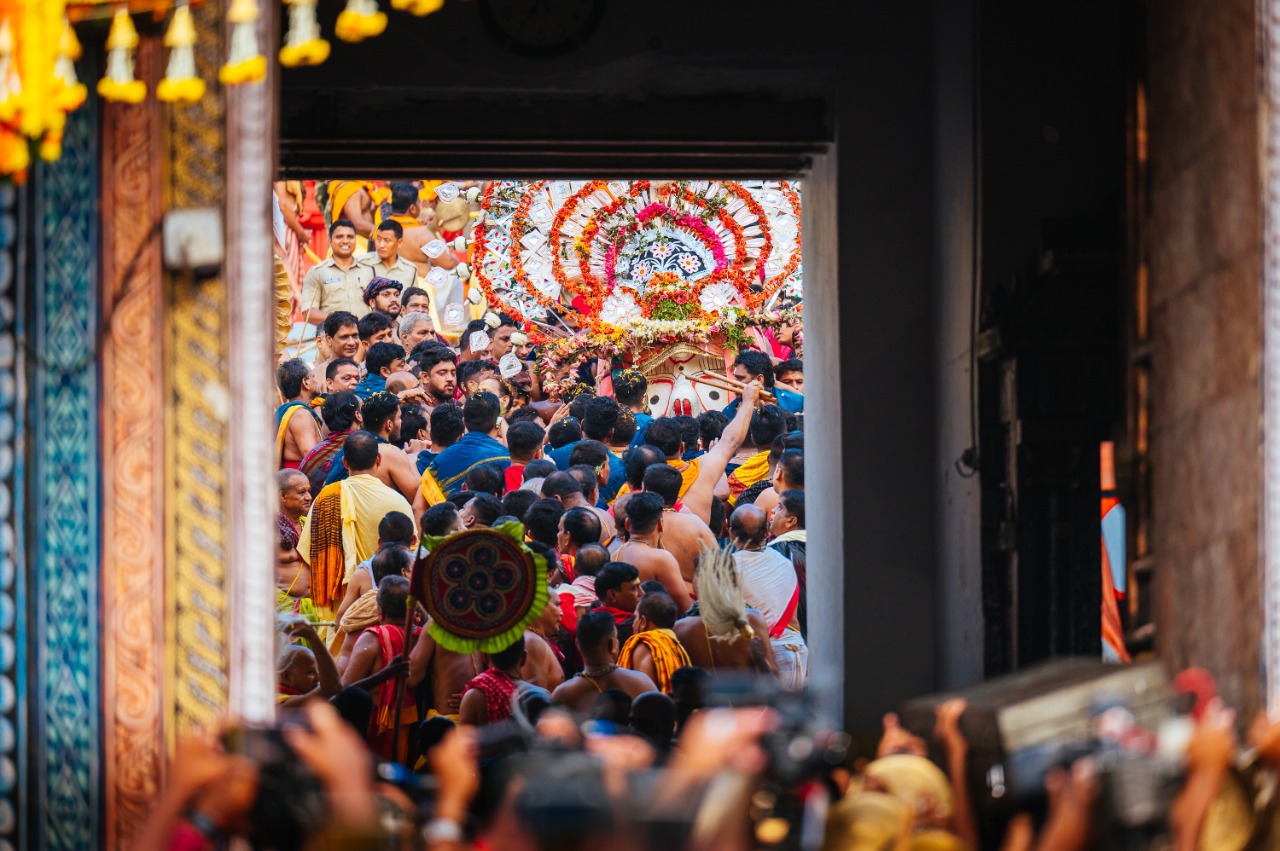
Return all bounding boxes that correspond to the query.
[688,374,777,405]
[389,600,416,765]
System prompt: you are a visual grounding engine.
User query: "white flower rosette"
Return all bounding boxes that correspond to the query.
[699,282,740,315]
[599,291,642,327]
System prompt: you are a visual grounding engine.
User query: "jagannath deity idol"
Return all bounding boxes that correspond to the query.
[471,179,803,415]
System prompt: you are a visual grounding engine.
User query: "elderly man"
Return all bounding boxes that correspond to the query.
[729,503,806,690]
[278,468,313,541]
[399,311,436,350]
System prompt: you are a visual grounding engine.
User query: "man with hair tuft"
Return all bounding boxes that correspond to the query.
[616,591,692,694]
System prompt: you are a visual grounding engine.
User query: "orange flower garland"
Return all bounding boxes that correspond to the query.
[475,179,803,333]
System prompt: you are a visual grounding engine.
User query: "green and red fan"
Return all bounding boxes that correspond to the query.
[409,522,549,654]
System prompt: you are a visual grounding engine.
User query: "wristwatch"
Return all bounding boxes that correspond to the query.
[423,816,464,845]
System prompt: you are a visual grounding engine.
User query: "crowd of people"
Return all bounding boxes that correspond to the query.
[134,180,1276,850]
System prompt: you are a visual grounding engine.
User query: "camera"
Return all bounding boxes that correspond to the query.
[223,719,328,851]
[704,676,850,850]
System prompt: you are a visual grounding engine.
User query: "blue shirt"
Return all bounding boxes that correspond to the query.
[547,439,626,503]
[629,413,654,448]
[354,373,386,401]
[723,386,804,418]
[421,431,511,500]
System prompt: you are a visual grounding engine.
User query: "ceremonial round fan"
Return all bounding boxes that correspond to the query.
[411,524,548,654]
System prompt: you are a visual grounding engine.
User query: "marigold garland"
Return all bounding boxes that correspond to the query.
[474,179,804,387]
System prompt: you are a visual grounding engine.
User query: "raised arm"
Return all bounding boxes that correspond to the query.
[684,381,762,523]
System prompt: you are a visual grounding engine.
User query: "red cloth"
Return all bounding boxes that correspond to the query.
[504,464,525,494]
[282,459,301,470]
[558,591,579,633]
[368,625,416,759]
[463,668,518,724]
[599,605,633,625]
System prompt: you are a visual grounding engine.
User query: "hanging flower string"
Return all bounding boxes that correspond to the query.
[279,0,330,67]
[50,16,85,113]
[335,0,386,43]
[157,3,206,104]
[98,7,146,104]
[219,0,267,84]
[389,0,443,16]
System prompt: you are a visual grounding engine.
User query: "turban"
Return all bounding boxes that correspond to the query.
[363,276,403,304]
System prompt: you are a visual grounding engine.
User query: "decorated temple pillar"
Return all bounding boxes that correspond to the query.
[30,85,101,851]
[100,32,165,851]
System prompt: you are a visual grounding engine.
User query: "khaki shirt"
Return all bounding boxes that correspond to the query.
[357,253,419,289]
[300,257,374,318]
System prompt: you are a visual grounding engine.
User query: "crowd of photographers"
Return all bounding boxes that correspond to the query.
[132,654,1280,851]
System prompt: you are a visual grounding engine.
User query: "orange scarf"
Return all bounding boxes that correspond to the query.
[672,457,700,498]
[305,483,346,608]
[617,628,691,694]
[727,450,770,504]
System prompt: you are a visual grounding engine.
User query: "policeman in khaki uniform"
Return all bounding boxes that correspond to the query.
[301,219,376,323]
[358,219,419,290]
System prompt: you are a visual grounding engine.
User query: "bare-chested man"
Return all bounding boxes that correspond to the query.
[550,610,656,712]
[408,615,481,720]
[522,587,565,691]
[276,535,311,602]
[613,492,694,612]
[381,181,459,278]
[673,548,776,677]
[341,576,418,758]
[640,464,717,590]
[276,359,321,469]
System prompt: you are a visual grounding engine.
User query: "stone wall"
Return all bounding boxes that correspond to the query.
[1147,0,1264,715]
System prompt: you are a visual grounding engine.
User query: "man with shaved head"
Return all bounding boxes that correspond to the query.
[730,503,807,689]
